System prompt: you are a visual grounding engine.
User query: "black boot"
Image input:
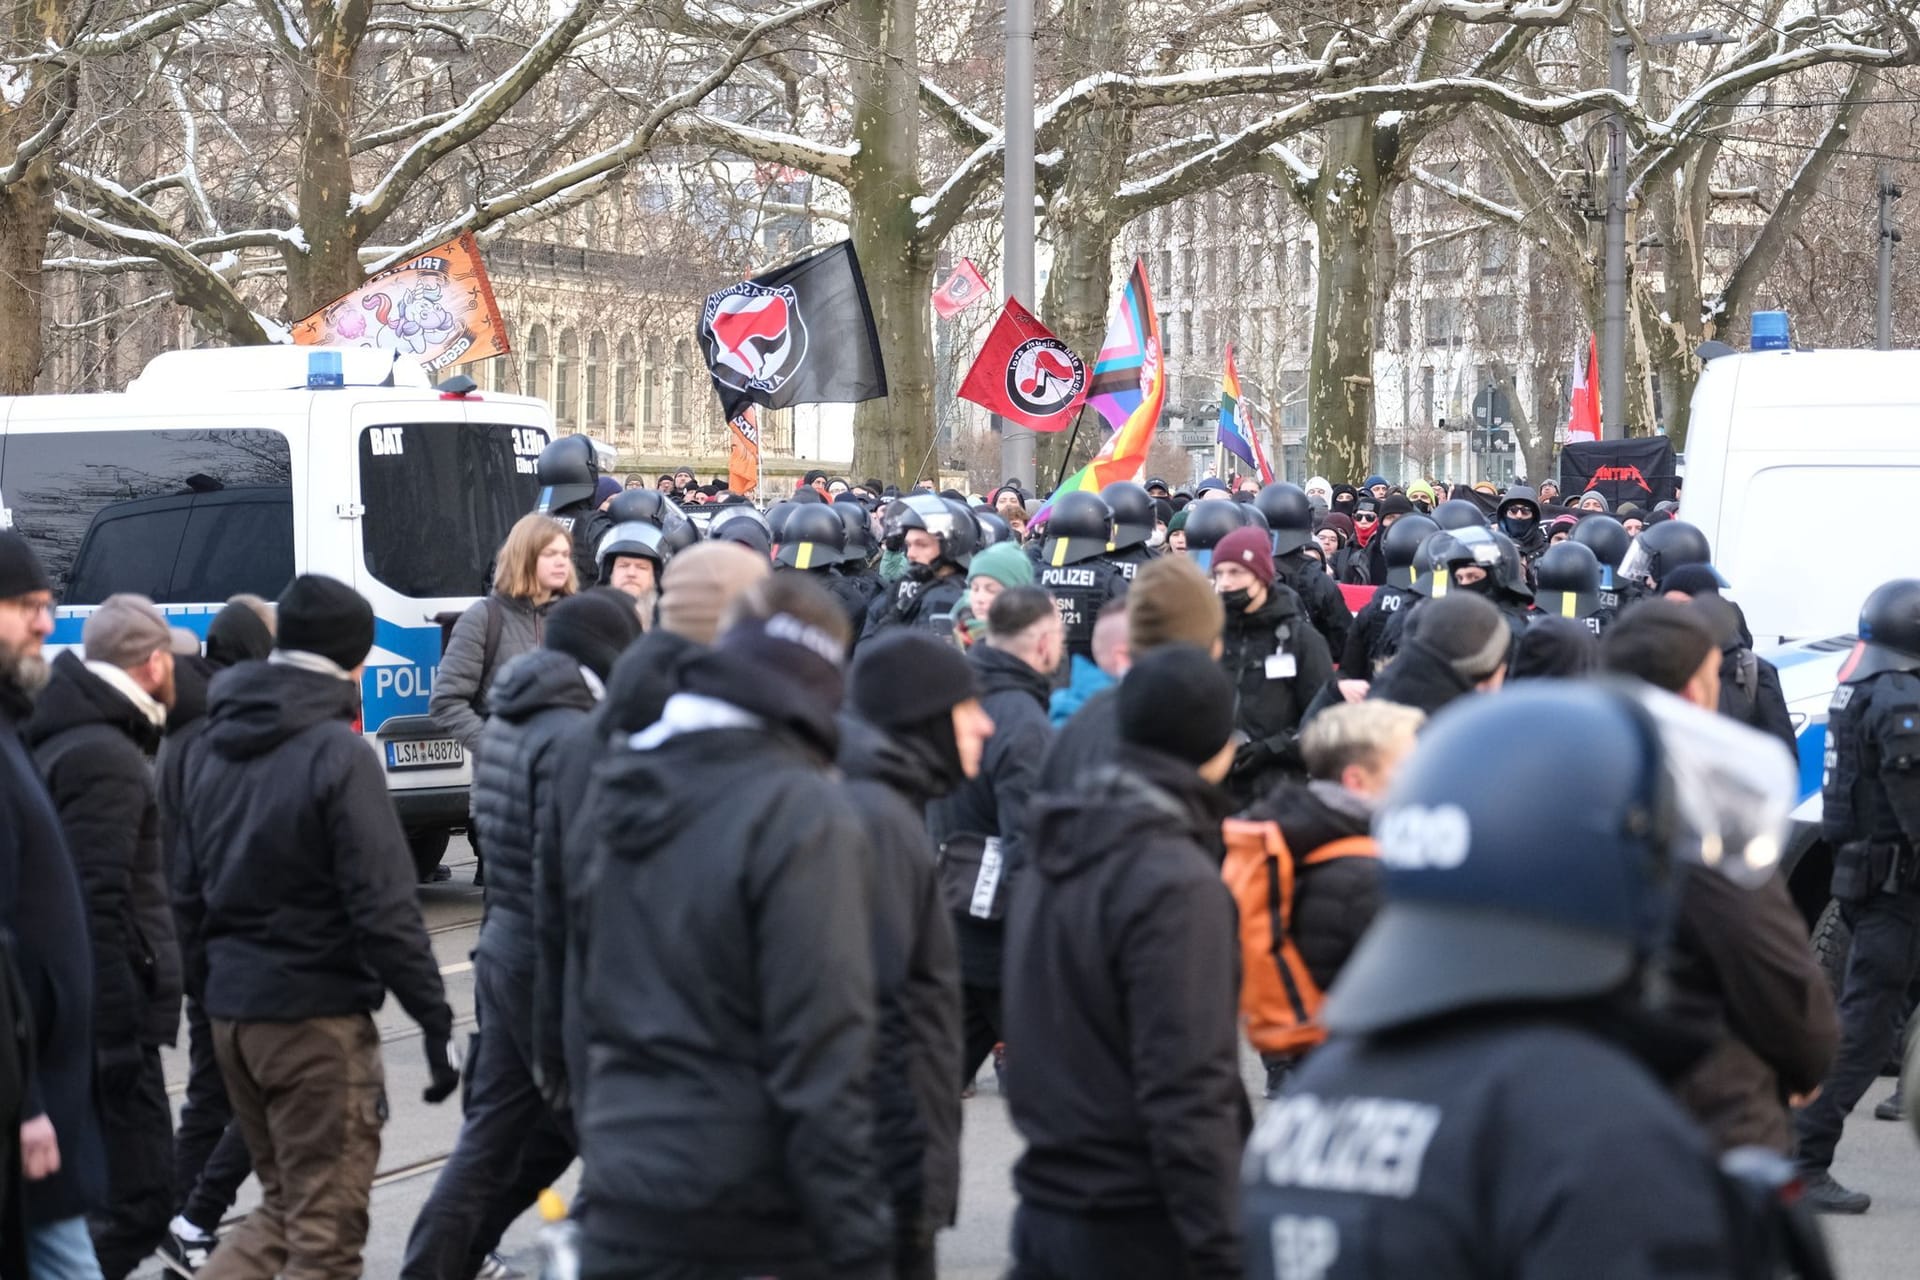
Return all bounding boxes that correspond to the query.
[1874,1083,1904,1121]
[1799,1169,1871,1214]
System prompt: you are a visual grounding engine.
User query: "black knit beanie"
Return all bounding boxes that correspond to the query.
[206,600,274,669]
[849,631,979,730]
[276,575,374,670]
[1118,644,1235,765]
[544,588,643,680]
[0,532,50,599]
[1413,594,1510,682]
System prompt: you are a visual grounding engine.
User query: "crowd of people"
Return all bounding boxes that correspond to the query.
[2,434,1918,1280]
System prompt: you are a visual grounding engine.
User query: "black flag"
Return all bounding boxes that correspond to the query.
[697,240,888,419]
[1559,438,1679,508]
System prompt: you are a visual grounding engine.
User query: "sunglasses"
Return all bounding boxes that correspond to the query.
[1354,512,1379,525]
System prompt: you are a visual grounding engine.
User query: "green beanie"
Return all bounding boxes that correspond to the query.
[1168,506,1191,534]
[967,541,1035,590]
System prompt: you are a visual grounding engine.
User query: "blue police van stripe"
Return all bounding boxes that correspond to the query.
[1796,720,1827,804]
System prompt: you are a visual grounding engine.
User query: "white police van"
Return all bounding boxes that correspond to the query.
[1682,324,1920,926]
[0,346,552,877]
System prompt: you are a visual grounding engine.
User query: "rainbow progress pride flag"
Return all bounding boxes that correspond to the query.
[1037,259,1165,516]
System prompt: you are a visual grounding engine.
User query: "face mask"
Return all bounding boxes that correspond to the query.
[1456,573,1493,597]
[905,560,937,583]
[1500,514,1536,540]
[1148,527,1167,549]
[1219,587,1255,613]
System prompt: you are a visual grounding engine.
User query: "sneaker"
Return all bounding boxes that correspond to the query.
[1875,1085,1904,1121]
[475,1254,523,1280]
[160,1215,217,1275]
[1799,1169,1871,1214]
[429,864,452,883]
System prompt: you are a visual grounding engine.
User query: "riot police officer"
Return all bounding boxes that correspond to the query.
[1097,481,1159,581]
[1038,491,1129,661]
[708,503,775,558]
[775,504,869,643]
[1258,483,1351,660]
[862,495,978,642]
[1794,578,1920,1213]
[1621,518,1715,594]
[1182,498,1254,571]
[1570,514,1638,618]
[533,434,612,587]
[1245,682,1811,1278]
[832,497,886,617]
[1341,513,1435,677]
[1531,540,1605,637]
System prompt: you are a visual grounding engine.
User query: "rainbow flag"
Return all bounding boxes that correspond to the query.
[1217,345,1258,474]
[1037,260,1164,516]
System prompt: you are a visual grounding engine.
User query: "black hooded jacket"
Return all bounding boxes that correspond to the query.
[1220,585,1333,775]
[170,660,451,1038]
[836,717,964,1241]
[1005,744,1248,1277]
[570,652,892,1274]
[1368,637,1478,716]
[1341,583,1415,677]
[1236,781,1380,993]
[26,651,181,1050]
[1276,550,1352,657]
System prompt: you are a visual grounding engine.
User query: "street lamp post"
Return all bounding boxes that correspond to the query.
[999,0,1036,489]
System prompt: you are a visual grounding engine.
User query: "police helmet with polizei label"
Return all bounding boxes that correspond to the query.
[1620,519,1717,592]
[1324,680,1795,1036]
[1432,498,1489,532]
[535,434,601,512]
[1099,482,1155,551]
[1841,578,1920,683]
[1381,513,1438,590]
[596,521,668,581]
[707,504,774,558]
[1042,491,1116,568]
[1533,541,1603,620]
[1181,499,1255,572]
[1255,483,1315,555]
[775,503,847,570]
[884,493,979,569]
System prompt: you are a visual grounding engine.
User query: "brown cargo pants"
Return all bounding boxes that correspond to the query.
[202,1013,386,1280]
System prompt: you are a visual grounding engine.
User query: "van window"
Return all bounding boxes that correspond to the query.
[0,429,295,605]
[358,421,548,599]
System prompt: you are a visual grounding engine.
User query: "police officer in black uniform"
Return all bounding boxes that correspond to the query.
[1530,540,1605,637]
[1244,682,1814,1279]
[775,504,870,646]
[862,495,977,642]
[1571,514,1638,619]
[832,497,887,617]
[1794,579,1920,1213]
[1038,492,1129,661]
[1341,513,1435,678]
[1097,482,1159,582]
[533,434,608,587]
[1258,483,1352,660]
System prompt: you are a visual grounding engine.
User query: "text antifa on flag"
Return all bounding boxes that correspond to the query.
[697,240,888,420]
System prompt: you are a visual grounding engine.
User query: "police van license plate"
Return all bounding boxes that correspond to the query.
[386,739,463,770]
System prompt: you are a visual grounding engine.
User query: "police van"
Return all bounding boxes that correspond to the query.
[1681,329,1920,927]
[0,346,553,877]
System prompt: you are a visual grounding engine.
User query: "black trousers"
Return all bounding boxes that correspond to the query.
[1795,891,1920,1170]
[960,983,1003,1089]
[581,1236,831,1280]
[88,1044,174,1280]
[173,996,253,1233]
[1009,1203,1189,1280]
[401,947,575,1280]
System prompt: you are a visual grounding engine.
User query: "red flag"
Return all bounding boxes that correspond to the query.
[1566,335,1600,443]
[957,298,1087,433]
[932,258,990,320]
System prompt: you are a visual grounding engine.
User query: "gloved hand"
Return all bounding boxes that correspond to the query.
[1229,739,1274,779]
[423,1034,462,1105]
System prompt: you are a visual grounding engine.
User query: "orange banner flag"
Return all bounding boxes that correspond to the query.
[292,231,508,373]
[729,408,761,496]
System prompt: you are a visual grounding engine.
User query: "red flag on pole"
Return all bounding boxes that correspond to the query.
[1566,335,1601,443]
[957,298,1088,433]
[932,258,990,320]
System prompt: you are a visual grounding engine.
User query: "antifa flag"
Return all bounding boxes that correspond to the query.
[1560,437,1680,508]
[957,297,1087,432]
[932,258,990,320]
[698,240,888,420]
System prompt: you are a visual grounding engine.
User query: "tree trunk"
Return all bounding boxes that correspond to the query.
[0,163,55,394]
[1305,117,1389,481]
[287,5,370,317]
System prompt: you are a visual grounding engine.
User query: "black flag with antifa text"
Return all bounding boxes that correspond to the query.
[697,240,889,420]
[1559,438,1680,508]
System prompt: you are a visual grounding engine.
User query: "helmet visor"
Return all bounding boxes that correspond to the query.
[597,521,667,564]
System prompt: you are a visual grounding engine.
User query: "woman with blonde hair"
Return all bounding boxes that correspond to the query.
[428,513,576,882]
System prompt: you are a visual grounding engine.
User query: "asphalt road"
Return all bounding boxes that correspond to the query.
[146,835,1919,1279]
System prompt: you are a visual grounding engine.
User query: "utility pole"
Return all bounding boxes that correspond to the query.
[1878,162,1901,350]
[998,0,1036,489]
[1602,23,1629,440]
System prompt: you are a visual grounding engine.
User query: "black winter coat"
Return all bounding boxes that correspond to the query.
[26,652,181,1050]
[570,657,891,1274]
[1276,550,1351,658]
[836,717,964,1241]
[1006,744,1247,1278]
[1,678,107,1227]
[170,661,451,1040]
[1221,586,1333,804]
[928,643,1054,988]
[1237,780,1380,994]
[1036,684,1120,795]
[1340,584,1413,677]
[1329,544,1371,586]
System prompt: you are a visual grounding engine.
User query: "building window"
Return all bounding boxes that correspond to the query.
[642,337,661,437]
[1424,297,1461,348]
[586,333,607,429]
[1481,228,1515,275]
[555,328,578,426]
[615,335,636,444]
[524,324,548,402]
[1475,296,1519,344]
[670,338,689,428]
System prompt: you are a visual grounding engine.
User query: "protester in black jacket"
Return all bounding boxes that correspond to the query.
[571,577,891,1279]
[0,533,108,1269]
[173,575,457,1277]
[1660,567,1798,758]
[842,632,986,1280]
[26,595,182,1280]
[1368,594,1510,716]
[927,587,1062,1091]
[1212,527,1333,806]
[1006,646,1247,1279]
[404,591,638,1280]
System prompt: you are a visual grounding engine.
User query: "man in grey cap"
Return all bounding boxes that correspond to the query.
[26,593,181,1279]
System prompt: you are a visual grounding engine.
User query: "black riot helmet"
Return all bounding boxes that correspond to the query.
[1621,519,1714,592]
[1427,526,1530,602]
[1381,512,1438,590]
[884,493,978,569]
[775,503,847,570]
[1042,492,1116,567]
[834,499,877,562]
[765,500,800,543]
[1569,514,1630,568]
[1182,499,1254,571]
[659,516,702,557]
[707,504,773,558]
[1432,498,1489,532]
[1254,483,1314,555]
[606,488,669,526]
[974,510,1012,549]
[1533,541,1603,620]
[1100,482,1155,551]
[596,521,668,582]
[1843,579,1920,683]
[535,434,600,512]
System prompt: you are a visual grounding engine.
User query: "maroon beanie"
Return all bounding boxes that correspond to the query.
[1211,526,1276,586]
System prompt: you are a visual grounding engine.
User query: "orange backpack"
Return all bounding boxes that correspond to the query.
[1221,818,1377,1057]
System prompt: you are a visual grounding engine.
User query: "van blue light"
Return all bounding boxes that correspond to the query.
[1751,311,1791,351]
